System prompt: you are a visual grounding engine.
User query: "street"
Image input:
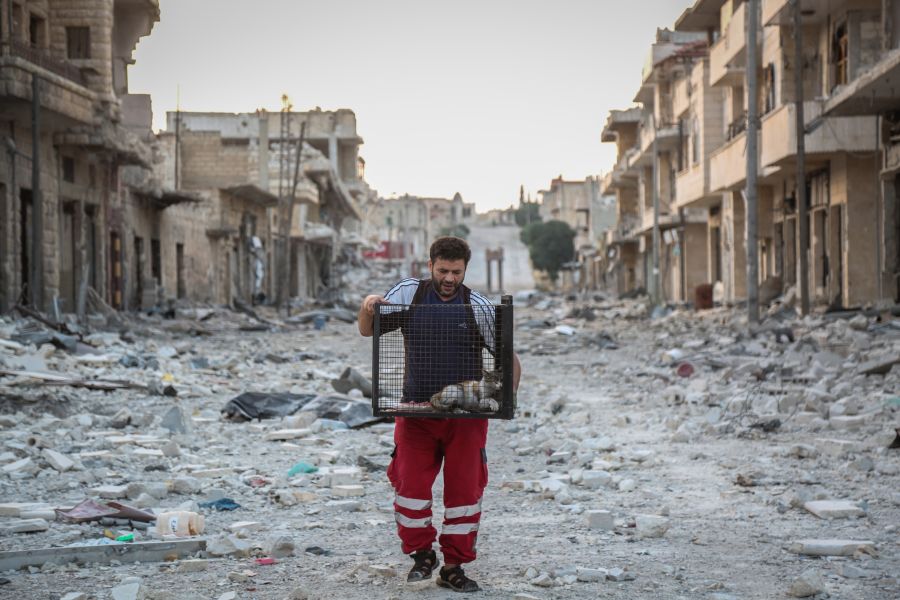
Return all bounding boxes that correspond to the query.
[1,279,898,599]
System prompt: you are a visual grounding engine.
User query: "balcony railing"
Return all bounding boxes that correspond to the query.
[726,112,747,141]
[8,40,86,86]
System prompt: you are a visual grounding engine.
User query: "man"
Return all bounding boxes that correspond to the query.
[358,236,521,593]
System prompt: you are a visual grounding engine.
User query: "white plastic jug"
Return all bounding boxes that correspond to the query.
[155,511,205,537]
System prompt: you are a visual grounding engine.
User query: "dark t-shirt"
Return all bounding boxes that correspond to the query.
[380,279,494,403]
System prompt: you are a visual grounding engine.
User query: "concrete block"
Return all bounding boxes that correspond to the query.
[264,428,311,441]
[787,539,876,557]
[635,514,669,538]
[803,500,865,519]
[90,484,129,499]
[43,448,75,472]
[586,509,614,531]
[332,484,365,497]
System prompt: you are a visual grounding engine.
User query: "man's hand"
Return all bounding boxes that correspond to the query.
[358,295,390,336]
[362,295,387,316]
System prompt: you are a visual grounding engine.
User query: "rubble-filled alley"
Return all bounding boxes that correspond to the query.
[1,262,898,599]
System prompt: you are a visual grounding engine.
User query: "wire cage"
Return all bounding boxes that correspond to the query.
[372,295,514,419]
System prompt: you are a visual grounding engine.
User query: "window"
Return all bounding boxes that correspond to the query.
[763,64,776,114]
[62,157,75,183]
[29,14,45,48]
[150,238,161,284]
[691,117,700,166]
[832,22,848,90]
[66,26,90,59]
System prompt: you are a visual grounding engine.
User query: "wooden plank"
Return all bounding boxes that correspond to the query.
[0,539,206,571]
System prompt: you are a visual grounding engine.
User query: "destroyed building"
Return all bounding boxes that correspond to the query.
[153,110,366,305]
[0,0,162,314]
[363,192,474,276]
[601,0,900,309]
[535,176,616,292]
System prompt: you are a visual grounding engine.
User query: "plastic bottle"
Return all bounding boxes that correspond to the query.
[155,511,205,537]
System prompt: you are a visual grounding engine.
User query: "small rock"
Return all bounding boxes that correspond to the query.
[635,514,669,538]
[42,448,75,472]
[89,484,129,499]
[787,539,876,557]
[0,518,49,534]
[266,535,295,558]
[178,559,209,573]
[366,564,397,577]
[160,406,190,434]
[788,569,825,597]
[606,567,635,582]
[585,509,614,531]
[217,593,237,600]
[618,478,636,492]
[171,476,202,495]
[576,567,607,582]
[109,408,132,428]
[803,500,865,519]
[111,580,142,600]
[530,572,554,587]
[331,484,365,497]
[207,534,252,557]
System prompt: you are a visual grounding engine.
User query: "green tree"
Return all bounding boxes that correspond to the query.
[515,201,542,227]
[521,220,575,282]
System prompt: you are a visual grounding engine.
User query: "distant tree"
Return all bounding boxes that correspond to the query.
[520,220,575,282]
[439,223,470,239]
[515,201,542,227]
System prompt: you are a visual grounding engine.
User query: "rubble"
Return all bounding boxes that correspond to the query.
[1,285,898,598]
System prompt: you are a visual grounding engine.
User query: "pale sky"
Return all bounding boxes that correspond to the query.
[130,1,691,212]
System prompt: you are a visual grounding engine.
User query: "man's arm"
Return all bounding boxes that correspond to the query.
[357,294,385,337]
[512,352,522,393]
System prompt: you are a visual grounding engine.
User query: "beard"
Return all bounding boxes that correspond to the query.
[432,277,460,299]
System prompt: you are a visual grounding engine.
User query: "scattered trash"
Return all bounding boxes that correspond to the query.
[198,498,241,512]
[155,511,205,537]
[221,392,318,421]
[287,462,319,477]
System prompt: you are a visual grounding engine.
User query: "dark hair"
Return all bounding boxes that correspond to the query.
[430,236,471,265]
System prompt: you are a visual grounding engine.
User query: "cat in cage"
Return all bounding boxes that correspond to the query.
[430,370,501,413]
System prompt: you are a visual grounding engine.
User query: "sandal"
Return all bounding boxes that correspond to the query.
[407,549,439,582]
[437,565,480,593]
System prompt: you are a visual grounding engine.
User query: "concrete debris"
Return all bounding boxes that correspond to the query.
[1,270,898,598]
[634,514,670,538]
[803,500,866,519]
[788,569,826,597]
[585,509,614,531]
[787,539,877,557]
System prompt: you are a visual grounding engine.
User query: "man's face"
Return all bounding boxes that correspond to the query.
[429,258,467,299]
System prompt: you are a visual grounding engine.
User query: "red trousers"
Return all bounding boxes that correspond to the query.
[387,416,489,565]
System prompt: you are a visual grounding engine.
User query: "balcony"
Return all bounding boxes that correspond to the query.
[675,163,705,209]
[709,0,747,86]
[639,116,680,155]
[762,0,822,26]
[759,102,879,167]
[709,132,749,192]
[0,42,96,124]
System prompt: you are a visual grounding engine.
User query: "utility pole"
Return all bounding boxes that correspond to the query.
[279,120,306,315]
[793,0,811,316]
[651,112,661,307]
[746,0,760,325]
[31,75,43,310]
[275,95,291,310]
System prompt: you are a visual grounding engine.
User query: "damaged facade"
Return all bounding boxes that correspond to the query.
[154,109,365,305]
[601,0,900,309]
[0,0,161,314]
[535,176,615,291]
